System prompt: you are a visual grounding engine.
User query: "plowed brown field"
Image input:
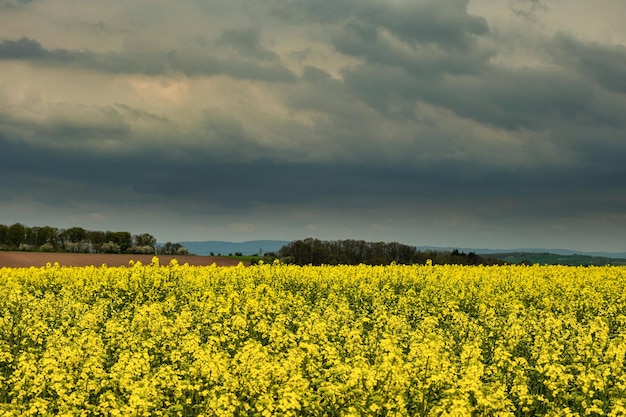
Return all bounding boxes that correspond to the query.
[0,252,247,268]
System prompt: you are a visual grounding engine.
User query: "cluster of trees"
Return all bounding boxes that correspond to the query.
[278,238,502,266]
[0,223,188,255]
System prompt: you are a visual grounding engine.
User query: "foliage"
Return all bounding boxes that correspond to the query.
[278,238,501,266]
[1,261,626,415]
[226,254,279,265]
[487,252,626,266]
[160,242,189,256]
[0,223,187,256]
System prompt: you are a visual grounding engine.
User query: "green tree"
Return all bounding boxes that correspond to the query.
[60,227,87,244]
[0,224,9,247]
[105,231,132,252]
[24,226,58,247]
[88,230,106,253]
[59,227,89,252]
[40,226,60,248]
[133,233,157,248]
[101,241,121,254]
[159,242,188,255]
[7,223,27,248]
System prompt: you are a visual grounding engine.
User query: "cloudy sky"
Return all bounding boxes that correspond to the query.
[1,0,625,251]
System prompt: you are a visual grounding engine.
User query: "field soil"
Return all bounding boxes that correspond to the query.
[0,251,247,268]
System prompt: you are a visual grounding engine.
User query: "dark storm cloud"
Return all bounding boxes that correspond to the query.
[0,102,133,145]
[274,0,488,48]
[332,34,624,133]
[335,41,626,143]
[0,0,34,9]
[217,27,280,62]
[2,0,626,248]
[113,104,169,123]
[0,37,49,59]
[273,0,493,83]
[427,67,624,130]
[2,129,625,220]
[276,0,626,136]
[0,37,296,81]
[551,33,626,94]
[508,0,547,20]
[330,19,493,79]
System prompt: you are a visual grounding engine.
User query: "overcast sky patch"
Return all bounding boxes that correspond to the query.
[1,0,625,251]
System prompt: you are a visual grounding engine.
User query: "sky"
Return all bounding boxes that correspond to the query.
[1,0,625,252]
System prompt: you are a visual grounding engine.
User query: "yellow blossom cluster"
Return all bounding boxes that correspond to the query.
[1,260,626,416]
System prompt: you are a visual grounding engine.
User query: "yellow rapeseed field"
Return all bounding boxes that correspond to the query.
[1,258,625,416]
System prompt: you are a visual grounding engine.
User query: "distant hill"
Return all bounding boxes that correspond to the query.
[415,246,626,260]
[177,240,289,256]
[171,240,626,265]
[480,252,626,266]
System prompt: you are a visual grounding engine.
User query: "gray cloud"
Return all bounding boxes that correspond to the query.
[273,0,488,47]
[552,33,626,94]
[2,127,624,214]
[1,0,626,250]
[217,27,280,62]
[0,36,296,81]
[0,37,50,59]
[0,0,35,9]
[509,0,548,20]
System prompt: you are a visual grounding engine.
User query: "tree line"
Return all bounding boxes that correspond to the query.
[278,238,503,266]
[0,223,188,255]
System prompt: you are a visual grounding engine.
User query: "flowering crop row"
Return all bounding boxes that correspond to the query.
[1,259,626,416]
